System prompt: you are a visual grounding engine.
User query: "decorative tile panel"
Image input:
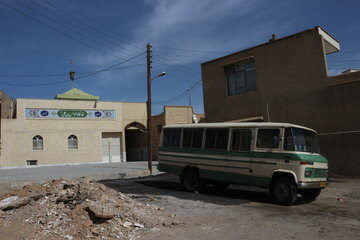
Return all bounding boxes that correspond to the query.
[25,109,116,119]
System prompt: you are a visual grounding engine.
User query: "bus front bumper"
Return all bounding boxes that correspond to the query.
[297,181,327,189]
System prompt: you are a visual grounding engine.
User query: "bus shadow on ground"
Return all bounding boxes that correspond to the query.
[100,173,278,206]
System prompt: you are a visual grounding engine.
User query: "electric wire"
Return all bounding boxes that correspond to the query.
[0,64,146,78]
[151,62,196,84]
[76,52,146,80]
[34,0,142,56]
[0,52,146,86]
[156,46,229,54]
[153,54,201,73]
[0,0,130,60]
[16,0,134,59]
[153,80,202,105]
[56,0,144,51]
[0,79,71,87]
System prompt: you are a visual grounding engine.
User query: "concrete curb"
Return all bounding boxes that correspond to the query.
[0,169,161,194]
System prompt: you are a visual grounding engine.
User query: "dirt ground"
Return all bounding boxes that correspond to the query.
[0,179,180,240]
[1,174,359,240]
[101,174,360,240]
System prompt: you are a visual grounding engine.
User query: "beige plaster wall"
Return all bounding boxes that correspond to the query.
[0,99,146,168]
[164,106,193,125]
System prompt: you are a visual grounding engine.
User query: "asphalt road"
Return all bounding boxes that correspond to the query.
[101,174,360,240]
[0,161,158,191]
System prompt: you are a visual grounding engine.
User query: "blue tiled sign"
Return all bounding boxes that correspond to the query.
[25,109,116,119]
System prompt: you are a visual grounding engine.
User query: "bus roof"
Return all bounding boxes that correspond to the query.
[163,122,316,132]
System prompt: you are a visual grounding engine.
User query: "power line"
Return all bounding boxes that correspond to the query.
[56,0,144,51]
[76,52,146,80]
[0,0,129,60]
[0,52,146,86]
[153,80,202,105]
[152,59,199,78]
[0,73,68,78]
[17,0,134,59]
[0,63,145,78]
[151,62,196,84]
[153,54,201,72]
[0,79,71,87]
[79,63,145,74]
[35,0,142,56]
[156,46,229,54]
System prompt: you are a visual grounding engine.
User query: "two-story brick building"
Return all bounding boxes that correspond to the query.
[201,26,360,176]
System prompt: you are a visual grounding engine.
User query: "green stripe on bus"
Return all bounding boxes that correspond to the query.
[159,158,250,170]
[159,147,328,163]
[158,163,271,187]
[159,153,277,165]
[158,163,184,175]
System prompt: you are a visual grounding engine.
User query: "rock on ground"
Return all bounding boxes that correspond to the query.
[0,179,181,240]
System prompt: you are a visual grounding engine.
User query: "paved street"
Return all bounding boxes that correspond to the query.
[101,174,360,240]
[0,161,158,191]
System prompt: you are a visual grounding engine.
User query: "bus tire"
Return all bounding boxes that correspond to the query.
[270,177,297,205]
[299,188,321,200]
[182,168,202,192]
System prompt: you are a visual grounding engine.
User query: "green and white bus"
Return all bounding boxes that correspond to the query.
[158,122,328,205]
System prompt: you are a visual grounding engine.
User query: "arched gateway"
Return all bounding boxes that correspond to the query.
[124,122,147,161]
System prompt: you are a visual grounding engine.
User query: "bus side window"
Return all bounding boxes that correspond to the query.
[183,129,192,148]
[163,128,181,147]
[256,129,280,149]
[215,129,228,150]
[162,129,171,146]
[170,129,181,147]
[232,129,252,152]
[205,129,228,150]
[192,129,203,148]
[183,129,203,149]
[205,129,216,149]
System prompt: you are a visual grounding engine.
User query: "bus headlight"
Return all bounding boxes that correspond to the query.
[304,168,313,178]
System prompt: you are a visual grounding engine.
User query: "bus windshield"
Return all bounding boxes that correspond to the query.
[284,128,320,154]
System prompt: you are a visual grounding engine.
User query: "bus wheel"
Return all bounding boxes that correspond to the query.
[299,189,321,200]
[182,168,202,192]
[270,177,297,205]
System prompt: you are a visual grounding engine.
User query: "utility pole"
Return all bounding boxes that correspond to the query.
[146,43,152,175]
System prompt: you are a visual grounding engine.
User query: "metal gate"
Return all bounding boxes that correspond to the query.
[102,137,121,162]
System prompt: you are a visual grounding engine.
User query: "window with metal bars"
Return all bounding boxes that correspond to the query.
[32,135,43,150]
[68,135,78,149]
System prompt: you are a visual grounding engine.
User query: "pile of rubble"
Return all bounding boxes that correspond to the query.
[0,179,180,240]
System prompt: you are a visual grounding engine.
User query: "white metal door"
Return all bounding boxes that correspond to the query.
[110,137,121,162]
[102,138,110,162]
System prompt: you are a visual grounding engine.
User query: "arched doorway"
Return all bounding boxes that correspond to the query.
[125,122,147,161]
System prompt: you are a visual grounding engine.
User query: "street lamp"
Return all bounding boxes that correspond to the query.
[147,47,166,174]
[152,71,166,80]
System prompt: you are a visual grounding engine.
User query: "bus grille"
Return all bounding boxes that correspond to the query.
[314,169,328,178]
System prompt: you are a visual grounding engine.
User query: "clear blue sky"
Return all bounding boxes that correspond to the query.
[0,0,359,114]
